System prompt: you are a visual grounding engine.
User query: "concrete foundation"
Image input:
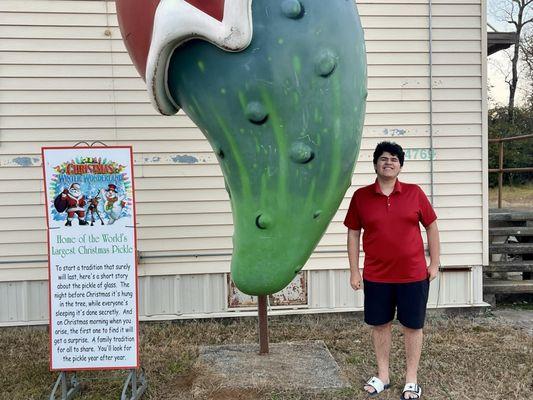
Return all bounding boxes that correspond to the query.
[196,340,350,391]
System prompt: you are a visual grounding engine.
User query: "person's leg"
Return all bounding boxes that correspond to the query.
[363,280,395,394]
[363,322,392,393]
[397,279,429,399]
[402,325,423,398]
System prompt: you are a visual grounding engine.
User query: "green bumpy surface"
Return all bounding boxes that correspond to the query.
[168,0,367,295]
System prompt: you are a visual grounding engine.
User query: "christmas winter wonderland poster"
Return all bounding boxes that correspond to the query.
[42,147,139,371]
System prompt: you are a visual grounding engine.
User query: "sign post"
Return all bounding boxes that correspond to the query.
[42,146,146,399]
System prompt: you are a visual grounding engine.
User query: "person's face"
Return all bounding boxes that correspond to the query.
[374,151,402,179]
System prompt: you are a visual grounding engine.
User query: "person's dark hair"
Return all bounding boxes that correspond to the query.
[373,141,405,167]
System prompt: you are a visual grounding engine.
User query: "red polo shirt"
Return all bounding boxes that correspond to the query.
[344,179,437,283]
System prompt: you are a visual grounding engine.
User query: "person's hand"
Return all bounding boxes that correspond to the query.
[350,270,362,291]
[427,263,439,281]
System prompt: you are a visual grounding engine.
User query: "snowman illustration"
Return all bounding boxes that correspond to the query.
[100,184,126,225]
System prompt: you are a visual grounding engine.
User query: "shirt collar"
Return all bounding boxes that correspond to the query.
[373,178,402,195]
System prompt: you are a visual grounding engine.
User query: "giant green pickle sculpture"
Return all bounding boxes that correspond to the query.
[117,0,367,295]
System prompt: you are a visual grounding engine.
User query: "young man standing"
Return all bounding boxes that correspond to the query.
[344,141,440,399]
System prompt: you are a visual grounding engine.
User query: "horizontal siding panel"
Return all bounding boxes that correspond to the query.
[0,91,150,104]
[365,28,429,41]
[0,13,108,27]
[369,76,481,89]
[0,65,135,78]
[432,28,480,41]
[432,112,482,124]
[368,40,481,53]
[134,177,226,190]
[0,38,114,52]
[0,77,144,90]
[369,88,482,101]
[0,115,196,130]
[367,100,481,113]
[367,40,428,52]
[362,16,480,29]
[0,140,211,155]
[0,0,107,13]
[431,16,481,28]
[364,112,482,125]
[0,128,198,142]
[432,52,481,64]
[0,25,120,39]
[370,64,481,77]
[362,3,482,16]
[360,4,429,15]
[368,53,429,64]
[432,125,482,136]
[432,40,481,53]
[432,101,481,112]
[0,51,131,65]
[364,28,480,41]
[432,4,481,16]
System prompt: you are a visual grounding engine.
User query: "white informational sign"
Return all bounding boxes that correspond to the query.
[42,147,139,371]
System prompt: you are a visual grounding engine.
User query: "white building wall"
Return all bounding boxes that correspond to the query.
[0,0,487,326]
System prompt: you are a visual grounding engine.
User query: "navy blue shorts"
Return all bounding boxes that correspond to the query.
[363,278,430,329]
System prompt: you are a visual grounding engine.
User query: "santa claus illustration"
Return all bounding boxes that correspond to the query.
[100,184,127,225]
[56,183,87,226]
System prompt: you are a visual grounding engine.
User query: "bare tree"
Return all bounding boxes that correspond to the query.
[494,0,533,119]
[520,33,533,105]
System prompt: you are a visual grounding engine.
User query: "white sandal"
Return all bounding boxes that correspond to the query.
[401,382,422,399]
[364,376,390,397]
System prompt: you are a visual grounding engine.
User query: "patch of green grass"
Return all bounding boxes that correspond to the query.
[346,354,363,365]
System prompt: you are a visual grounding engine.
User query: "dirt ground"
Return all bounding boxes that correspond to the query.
[1,310,532,400]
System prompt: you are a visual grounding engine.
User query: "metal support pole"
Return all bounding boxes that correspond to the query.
[49,372,80,400]
[498,141,504,208]
[258,295,269,355]
[121,369,147,400]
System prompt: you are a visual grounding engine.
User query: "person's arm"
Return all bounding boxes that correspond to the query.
[425,220,440,281]
[347,228,362,290]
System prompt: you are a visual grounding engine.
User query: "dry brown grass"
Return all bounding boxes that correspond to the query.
[489,183,533,208]
[1,313,532,400]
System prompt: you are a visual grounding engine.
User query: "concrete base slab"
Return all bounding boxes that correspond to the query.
[196,340,350,391]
